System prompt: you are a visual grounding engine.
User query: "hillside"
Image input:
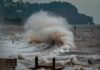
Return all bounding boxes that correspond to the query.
[0,1,94,25]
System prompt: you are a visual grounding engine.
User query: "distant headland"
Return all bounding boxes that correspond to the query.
[0,0,94,25]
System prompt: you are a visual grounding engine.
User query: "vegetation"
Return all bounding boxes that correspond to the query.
[0,0,94,25]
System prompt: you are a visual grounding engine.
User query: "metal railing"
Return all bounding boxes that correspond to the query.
[30,56,64,70]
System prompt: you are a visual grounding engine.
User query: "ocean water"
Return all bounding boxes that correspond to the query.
[0,38,100,70]
[0,24,100,70]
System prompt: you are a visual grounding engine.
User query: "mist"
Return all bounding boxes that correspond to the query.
[23,11,75,51]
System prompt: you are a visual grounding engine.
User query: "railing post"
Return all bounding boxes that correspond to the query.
[35,56,38,69]
[74,25,76,40]
[52,57,55,70]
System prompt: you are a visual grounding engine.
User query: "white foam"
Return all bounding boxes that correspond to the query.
[23,11,75,51]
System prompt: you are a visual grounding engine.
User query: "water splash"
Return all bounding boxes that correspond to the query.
[23,11,75,51]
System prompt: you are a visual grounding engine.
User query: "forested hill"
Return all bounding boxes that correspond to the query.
[0,1,94,25]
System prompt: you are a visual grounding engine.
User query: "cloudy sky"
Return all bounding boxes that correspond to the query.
[13,0,100,25]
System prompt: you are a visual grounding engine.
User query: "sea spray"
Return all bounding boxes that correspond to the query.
[23,11,75,51]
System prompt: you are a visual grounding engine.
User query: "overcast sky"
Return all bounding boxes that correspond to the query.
[13,0,100,25]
